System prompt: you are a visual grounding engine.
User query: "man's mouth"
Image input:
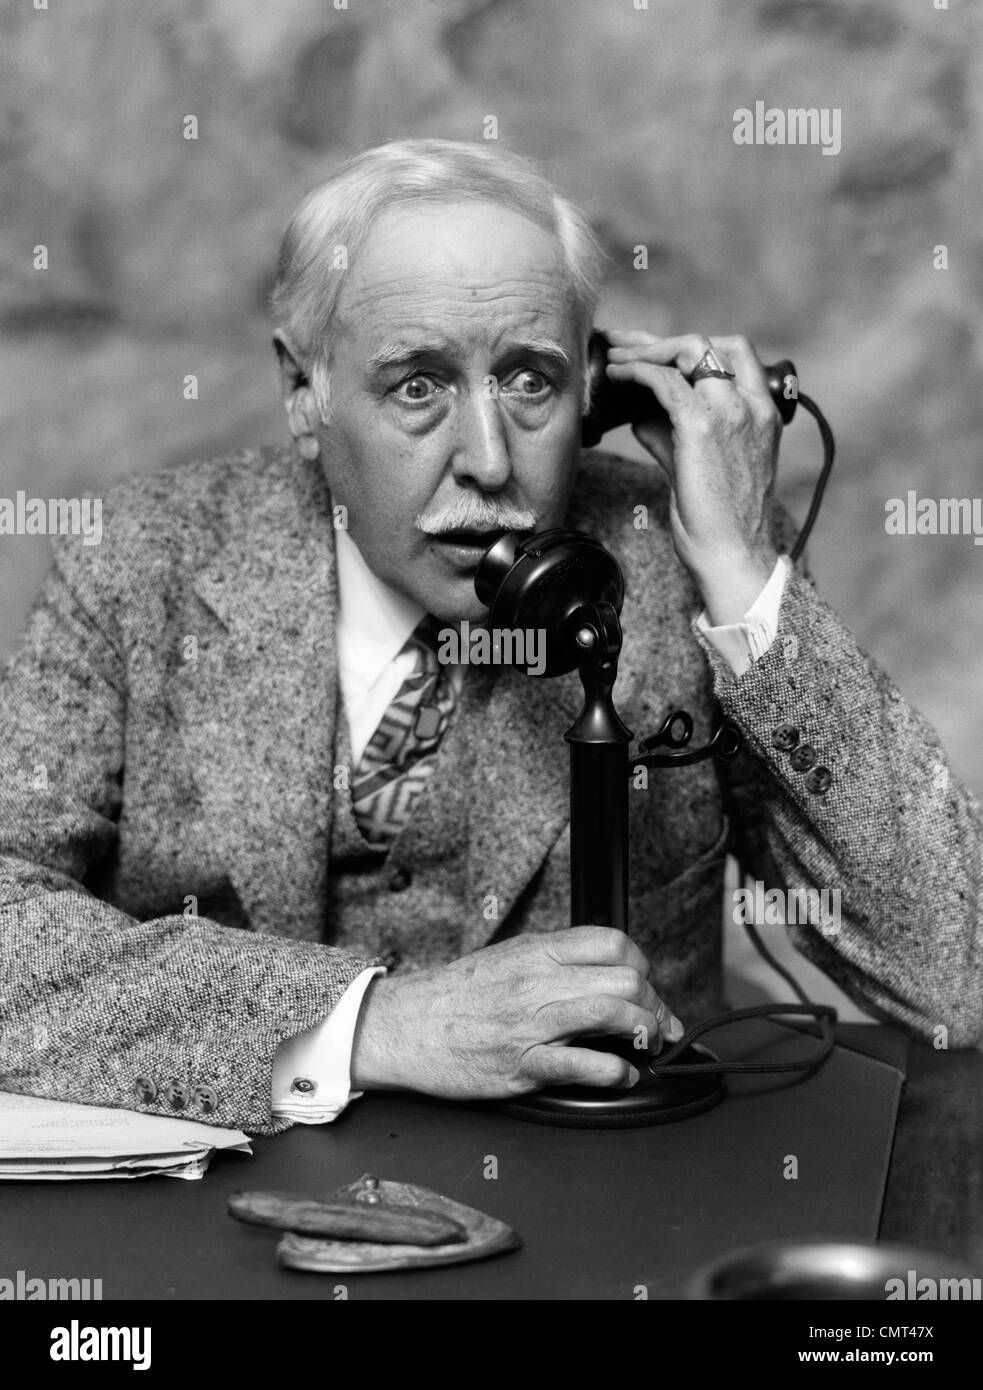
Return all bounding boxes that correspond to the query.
[432,527,508,551]
[427,526,515,567]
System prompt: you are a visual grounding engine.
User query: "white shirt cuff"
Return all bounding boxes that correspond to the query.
[695,555,791,677]
[271,966,385,1124]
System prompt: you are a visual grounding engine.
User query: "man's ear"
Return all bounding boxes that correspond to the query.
[273,331,322,460]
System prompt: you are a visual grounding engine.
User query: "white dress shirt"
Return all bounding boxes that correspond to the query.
[695,554,792,677]
[271,535,791,1124]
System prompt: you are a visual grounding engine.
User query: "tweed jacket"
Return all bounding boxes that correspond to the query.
[1,445,980,1135]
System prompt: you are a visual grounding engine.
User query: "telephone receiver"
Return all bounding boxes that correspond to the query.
[581,328,798,448]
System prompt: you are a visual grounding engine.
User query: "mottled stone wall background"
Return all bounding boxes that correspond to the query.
[2,1,980,823]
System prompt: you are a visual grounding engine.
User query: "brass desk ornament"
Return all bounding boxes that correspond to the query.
[229,1173,520,1274]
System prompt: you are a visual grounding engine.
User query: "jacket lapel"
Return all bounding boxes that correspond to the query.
[172,453,339,941]
[456,663,577,952]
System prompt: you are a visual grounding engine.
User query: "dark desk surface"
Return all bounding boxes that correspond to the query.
[879,1035,983,1264]
[2,1026,981,1300]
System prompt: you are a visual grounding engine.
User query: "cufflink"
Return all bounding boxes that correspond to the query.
[289,1077,317,1097]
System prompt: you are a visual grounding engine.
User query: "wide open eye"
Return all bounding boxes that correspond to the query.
[501,368,552,399]
[392,374,444,405]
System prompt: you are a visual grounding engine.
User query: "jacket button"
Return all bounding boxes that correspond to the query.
[771,724,800,751]
[164,1080,190,1110]
[193,1085,218,1114]
[805,766,832,795]
[380,949,401,971]
[134,1076,157,1104]
[789,743,818,772]
[389,867,412,892]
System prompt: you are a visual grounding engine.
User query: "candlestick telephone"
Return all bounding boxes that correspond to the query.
[475,330,839,1126]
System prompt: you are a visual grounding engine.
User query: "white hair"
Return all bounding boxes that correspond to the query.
[269,138,606,422]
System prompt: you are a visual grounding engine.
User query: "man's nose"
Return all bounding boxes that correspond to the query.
[450,387,513,491]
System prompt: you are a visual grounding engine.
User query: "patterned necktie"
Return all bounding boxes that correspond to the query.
[351,616,457,846]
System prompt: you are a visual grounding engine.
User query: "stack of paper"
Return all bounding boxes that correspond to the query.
[0,1091,251,1180]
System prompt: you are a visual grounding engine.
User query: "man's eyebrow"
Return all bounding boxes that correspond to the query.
[506,336,572,369]
[366,341,450,371]
[366,336,573,373]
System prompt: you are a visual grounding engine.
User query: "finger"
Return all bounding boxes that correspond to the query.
[605,359,700,431]
[582,989,684,1047]
[547,925,652,978]
[623,986,686,1047]
[527,1042,640,1090]
[546,994,657,1044]
[530,963,657,1010]
[650,993,687,1045]
[603,327,660,348]
[607,334,736,379]
[704,334,774,411]
[608,337,747,421]
[609,353,743,432]
[630,419,674,474]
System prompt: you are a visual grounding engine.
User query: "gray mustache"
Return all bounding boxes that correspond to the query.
[415,496,537,536]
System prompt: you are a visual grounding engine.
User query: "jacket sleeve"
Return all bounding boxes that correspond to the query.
[0,533,378,1135]
[696,559,983,1047]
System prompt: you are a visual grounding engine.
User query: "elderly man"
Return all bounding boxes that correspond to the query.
[1,140,980,1135]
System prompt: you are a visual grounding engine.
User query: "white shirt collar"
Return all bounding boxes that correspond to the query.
[335,526,426,690]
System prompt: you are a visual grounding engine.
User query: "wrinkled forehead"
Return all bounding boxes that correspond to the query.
[333,200,579,352]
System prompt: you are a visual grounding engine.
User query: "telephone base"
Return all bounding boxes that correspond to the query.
[501,1041,726,1129]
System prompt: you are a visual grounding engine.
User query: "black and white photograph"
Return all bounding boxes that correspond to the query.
[1,0,981,1345]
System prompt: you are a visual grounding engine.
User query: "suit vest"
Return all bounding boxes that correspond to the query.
[324,685,472,972]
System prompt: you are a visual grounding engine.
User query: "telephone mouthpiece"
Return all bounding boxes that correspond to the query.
[474,531,520,607]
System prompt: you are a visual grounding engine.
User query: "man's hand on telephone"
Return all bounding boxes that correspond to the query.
[604,329,782,625]
[349,926,683,1099]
